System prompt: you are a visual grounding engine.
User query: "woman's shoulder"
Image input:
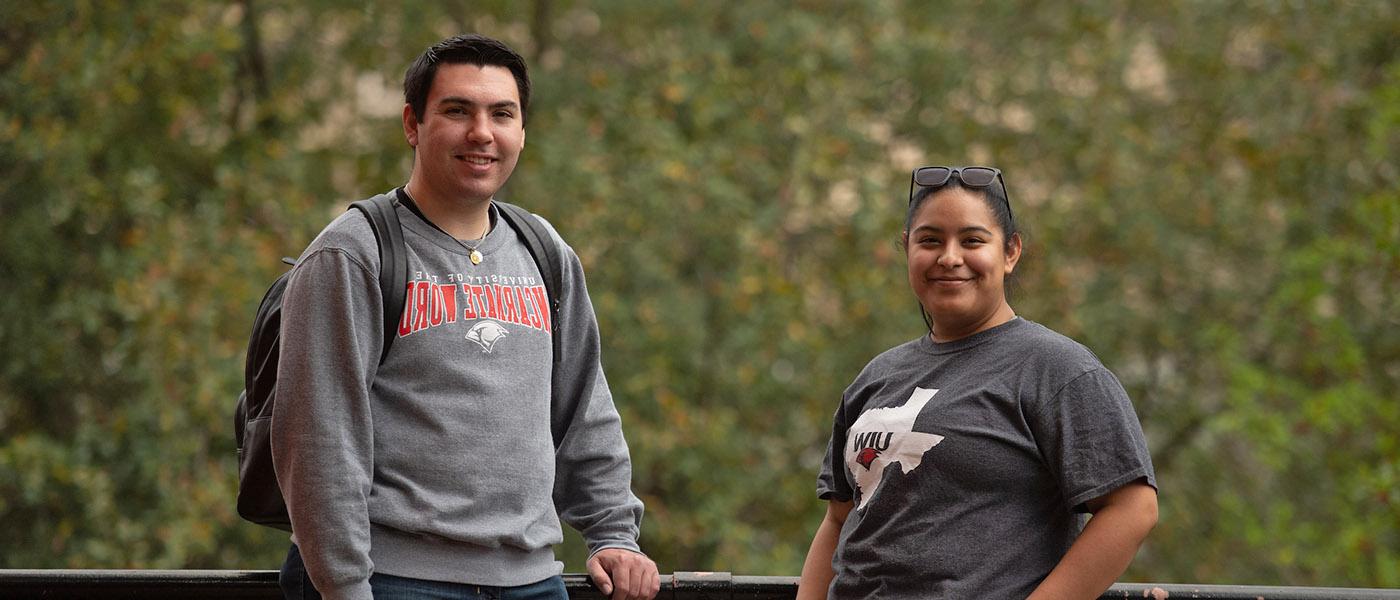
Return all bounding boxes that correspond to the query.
[874,335,931,364]
[846,336,928,386]
[1009,318,1110,374]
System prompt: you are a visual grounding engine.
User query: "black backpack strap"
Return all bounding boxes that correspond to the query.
[495,201,562,352]
[495,201,567,447]
[350,194,408,364]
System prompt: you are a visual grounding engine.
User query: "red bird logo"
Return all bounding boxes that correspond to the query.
[856,447,880,469]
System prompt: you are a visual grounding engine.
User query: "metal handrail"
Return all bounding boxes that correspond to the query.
[1,570,1397,599]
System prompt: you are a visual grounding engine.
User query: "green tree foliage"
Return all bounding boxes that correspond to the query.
[1,0,1396,587]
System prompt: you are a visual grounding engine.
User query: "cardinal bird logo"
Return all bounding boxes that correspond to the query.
[856,447,880,470]
[465,321,509,352]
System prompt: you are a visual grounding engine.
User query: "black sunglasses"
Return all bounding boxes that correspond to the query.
[908,166,1014,223]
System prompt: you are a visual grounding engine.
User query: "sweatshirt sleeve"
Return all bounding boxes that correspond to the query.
[549,243,645,557]
[271,245,381,600]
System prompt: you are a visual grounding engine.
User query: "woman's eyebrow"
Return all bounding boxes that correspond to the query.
[912,225,994,235]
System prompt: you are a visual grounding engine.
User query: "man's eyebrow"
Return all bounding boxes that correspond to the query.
[437,96,520,111]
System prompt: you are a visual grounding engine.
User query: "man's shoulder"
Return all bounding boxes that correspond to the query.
[295,201,380,266]
[497,201,569,251]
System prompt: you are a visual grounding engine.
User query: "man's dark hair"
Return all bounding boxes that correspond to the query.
[403,34,531,126]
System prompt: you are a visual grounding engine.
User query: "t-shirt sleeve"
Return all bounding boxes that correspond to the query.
[1027,367,1157,512]
[816,400,854,502]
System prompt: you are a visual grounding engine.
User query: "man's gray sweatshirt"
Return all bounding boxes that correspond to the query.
[271,191,643,600]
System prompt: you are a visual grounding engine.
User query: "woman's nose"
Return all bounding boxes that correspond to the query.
[937,249,961,267]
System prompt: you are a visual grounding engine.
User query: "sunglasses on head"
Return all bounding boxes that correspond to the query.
[908,166,1014,222]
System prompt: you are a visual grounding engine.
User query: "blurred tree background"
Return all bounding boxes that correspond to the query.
[2,0,1397,587]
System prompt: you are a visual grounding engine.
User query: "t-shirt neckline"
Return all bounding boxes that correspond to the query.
[918,317,1025,355]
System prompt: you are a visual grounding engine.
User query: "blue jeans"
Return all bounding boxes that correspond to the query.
[280,544,568,600]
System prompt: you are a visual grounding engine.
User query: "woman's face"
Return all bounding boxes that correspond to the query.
[903,187,1021,342]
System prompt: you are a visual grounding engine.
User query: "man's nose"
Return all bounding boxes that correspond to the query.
[466,115,492,144]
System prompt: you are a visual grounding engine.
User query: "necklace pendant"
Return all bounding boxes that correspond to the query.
[469,249,483,265]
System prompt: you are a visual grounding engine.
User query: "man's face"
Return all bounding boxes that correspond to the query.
[404,63,525,205]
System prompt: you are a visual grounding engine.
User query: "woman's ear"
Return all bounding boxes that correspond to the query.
[1004,232,1023,273]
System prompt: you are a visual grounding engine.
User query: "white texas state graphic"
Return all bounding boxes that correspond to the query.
[844,387,945,510]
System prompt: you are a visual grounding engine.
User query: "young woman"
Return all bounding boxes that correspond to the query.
[797,166,1157,599]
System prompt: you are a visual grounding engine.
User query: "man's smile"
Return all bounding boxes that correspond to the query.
[456,154,497,165]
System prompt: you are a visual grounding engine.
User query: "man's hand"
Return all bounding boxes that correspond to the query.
[586,548,660,600]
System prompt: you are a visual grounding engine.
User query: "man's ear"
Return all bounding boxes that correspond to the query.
[403,103,419,147]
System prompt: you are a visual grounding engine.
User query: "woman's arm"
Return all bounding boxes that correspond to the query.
[796,499,854,600]
[1027,480,1158,600]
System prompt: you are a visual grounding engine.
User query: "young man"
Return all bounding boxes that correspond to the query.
[272,34,659,600]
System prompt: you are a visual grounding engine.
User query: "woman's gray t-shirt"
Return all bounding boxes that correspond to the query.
[816,317,1156,599]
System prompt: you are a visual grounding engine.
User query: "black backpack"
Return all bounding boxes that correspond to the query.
[234,192,563,531]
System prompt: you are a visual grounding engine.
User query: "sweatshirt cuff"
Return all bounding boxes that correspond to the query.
[586,539,643,559]
[582,518,642,558]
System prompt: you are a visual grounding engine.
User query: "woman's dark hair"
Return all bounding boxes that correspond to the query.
[904,178,1019,253]
[403,34,531,126]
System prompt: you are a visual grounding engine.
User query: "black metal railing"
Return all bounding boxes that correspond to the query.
[1,570,1398,599]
